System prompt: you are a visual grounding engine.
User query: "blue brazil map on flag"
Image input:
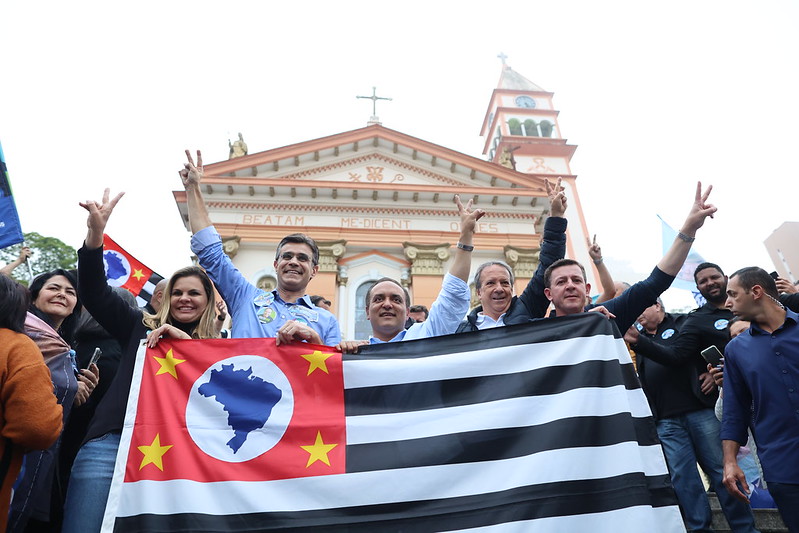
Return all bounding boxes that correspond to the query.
[104,315,685,532]
[198,364,283,453]
[103,252,128,284]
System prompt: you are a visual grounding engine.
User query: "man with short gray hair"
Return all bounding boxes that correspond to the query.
[456,178,567,332]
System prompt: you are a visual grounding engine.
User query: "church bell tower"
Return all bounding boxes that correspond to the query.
[480,56,598,287]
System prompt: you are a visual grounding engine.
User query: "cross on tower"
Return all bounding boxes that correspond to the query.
[356,87,392,124]
[497,52,508,65]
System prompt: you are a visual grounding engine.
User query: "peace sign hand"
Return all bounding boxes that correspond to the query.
[180,150,204,188]
[79,188,125,248]
[545,177,567,217]
[454,194,485,238]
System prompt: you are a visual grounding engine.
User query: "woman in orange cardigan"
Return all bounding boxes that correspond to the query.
[0,275,63,533]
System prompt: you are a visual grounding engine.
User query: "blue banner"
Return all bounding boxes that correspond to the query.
[659,214,706,306]
[0,140,25,249]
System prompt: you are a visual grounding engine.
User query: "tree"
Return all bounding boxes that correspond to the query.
[0,232,77,284]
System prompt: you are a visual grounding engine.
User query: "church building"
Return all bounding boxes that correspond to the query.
[173,63,597,340]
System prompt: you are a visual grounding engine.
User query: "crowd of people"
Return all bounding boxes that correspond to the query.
[0,149,796,532]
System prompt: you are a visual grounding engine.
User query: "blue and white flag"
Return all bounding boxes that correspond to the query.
[659,215,705,307]
[0,140,25,249]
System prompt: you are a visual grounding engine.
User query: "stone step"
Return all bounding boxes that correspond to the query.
[708,492,787,533]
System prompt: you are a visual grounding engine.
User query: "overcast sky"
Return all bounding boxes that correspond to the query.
[1,0,796,310]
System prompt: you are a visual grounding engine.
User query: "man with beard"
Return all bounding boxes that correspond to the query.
[624,263,758,533]
[722,267,799,532]
[181,150,340,345]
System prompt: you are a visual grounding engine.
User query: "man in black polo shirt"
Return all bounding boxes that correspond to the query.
[632,298,692,418]
[625,263,757,533]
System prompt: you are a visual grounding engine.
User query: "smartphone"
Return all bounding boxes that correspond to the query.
[700,345,723,367]
[88,347,103,367]
[770,271,779,280]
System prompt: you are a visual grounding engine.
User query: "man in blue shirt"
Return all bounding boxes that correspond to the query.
[181,150,341,345]
[339,195,484,351]
[722,267,799,532]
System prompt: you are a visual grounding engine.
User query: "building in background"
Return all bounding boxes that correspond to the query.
[174,63,596,339]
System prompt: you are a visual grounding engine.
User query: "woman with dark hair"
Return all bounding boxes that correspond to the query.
[62,190,220,532]
[8,270,99,532]
[0,276,63,533]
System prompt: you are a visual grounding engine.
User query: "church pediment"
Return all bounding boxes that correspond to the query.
[267,152,476,189]
[200,124,555,193]
[174,124,563,237]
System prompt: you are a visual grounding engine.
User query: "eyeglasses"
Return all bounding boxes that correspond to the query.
[279,252,312,263]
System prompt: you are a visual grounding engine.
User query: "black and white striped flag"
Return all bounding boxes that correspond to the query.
[109,313,683,532]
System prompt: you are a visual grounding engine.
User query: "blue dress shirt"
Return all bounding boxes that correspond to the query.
[369,273,470,344]
[191,226,341,345]
[721,309,799,483]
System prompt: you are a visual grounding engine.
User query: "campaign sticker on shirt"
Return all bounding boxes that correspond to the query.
[253,292,275,308]
[257,306,277,324]
[290,306,319,323]
[661,328,675,339]
[714,319,729,330]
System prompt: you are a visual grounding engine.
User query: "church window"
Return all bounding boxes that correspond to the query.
[523,119,539,137]
[507,119,522,136]
[540,120,554,138]
[354,281,373,340]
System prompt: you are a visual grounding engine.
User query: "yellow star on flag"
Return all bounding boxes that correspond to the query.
[138,433,173,471]
[154,348,186,379]
[131,268,145,281]
[300,350,335,376]
[300,431,338,467]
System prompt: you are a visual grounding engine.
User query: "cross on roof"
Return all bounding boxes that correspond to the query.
[356,87,392,118]
[497,52,508,65]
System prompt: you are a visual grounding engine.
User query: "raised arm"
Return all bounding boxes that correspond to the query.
[516,178,567,319]
[78,189,142,343]
[449,195,484,282]
[588,235,617,304]
[180,150,213,234]
[80,188,125,249]
[0,246,32,277]
[657,182,716,276]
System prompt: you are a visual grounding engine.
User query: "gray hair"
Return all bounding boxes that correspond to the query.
[473,261,515,291]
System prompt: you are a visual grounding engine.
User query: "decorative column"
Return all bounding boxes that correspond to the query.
[504,245,540,295]
[308,240,346,312]
[402,242,451,308]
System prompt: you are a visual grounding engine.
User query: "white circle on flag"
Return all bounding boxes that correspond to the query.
[186,355,294,463]
[102,250,131,287]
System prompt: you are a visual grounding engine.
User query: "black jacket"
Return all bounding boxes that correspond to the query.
[456,216,567,333]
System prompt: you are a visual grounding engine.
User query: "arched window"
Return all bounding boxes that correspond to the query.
[523,119,539,137]
[540,120,554,138]
[507,118,522,136]
[354,281,373,340]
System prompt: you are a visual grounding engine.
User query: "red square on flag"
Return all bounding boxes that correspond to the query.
[124,338,345,483]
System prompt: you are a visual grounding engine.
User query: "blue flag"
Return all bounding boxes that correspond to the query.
[659,215,705,306]
[0,141,25,249]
